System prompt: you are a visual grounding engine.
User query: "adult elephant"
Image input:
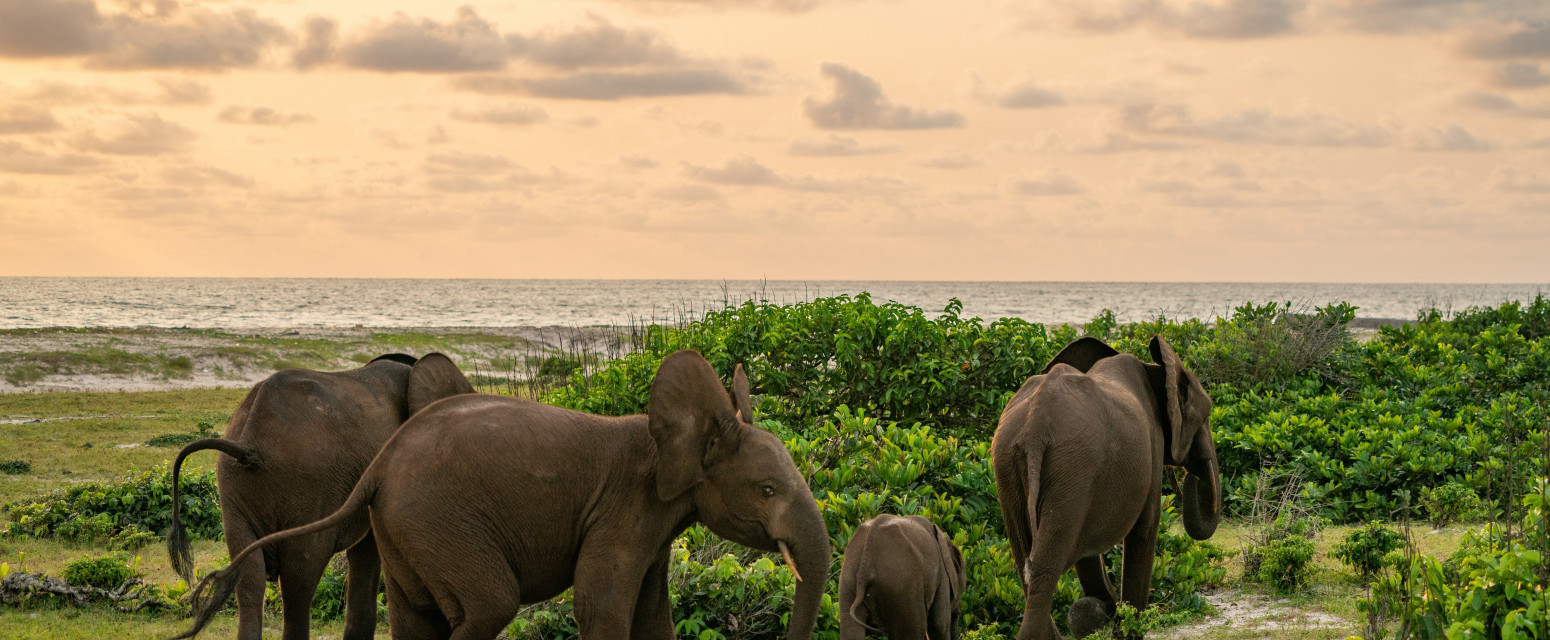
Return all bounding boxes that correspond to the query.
[840,514,966,640]
[166,352,475,640]
[991,337,1221,640]
[179,350,830,640]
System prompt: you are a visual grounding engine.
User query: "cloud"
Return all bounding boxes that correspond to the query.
[1492,62,1550,88]
[1056,0,1305,39]
[599,0,832,12]
[967,72,1065,109]
[508,16,681,69]
[0,0,288,70]
[618,153,658,168]
[804,63,964,130]
[1491,166,1550,193]
[1118,101,1392,147]
[1400,125,1496,151]
[1007,169,1086,196]
[1456,91,1550,118]
[1459,20,1550,59]
[0,105,60,135]
[425,150,513,173]
[74,112,197,155]
[216,105,316,126]
[453,69,747,100]
[0,0,101,57]
[153,78,212,104]
[1319,0,1549,34]
[161,164,255,188]
[293,15,336,71]
[682,155,907,192]
[0,140,106,174]
[11,77,210,106]
[450,102,549,125]
[914,153,982,169]
[787,135,899,156]
[341,6,510,73]
[653,183,724,202]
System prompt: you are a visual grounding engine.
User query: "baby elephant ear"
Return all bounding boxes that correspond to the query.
[1041,337,1120,374]
[729,364,753,423]
[408,353,475,415]
[649,351,742,501]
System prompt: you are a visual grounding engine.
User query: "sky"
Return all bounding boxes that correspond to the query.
[0,0,1548,282]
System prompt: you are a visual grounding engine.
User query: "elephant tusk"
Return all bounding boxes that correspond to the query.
[777,539,803,583]
[1209,458,1221,514]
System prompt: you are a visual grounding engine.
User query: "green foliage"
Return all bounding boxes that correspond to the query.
[1419,483,1484,530]
[0,460,30,475]
[1358,479,1550,639]
[2,465,221,543]
[144,422,220,448]
[1253,535,1318,594]
[1333,523,1406,579]
[61,555,135,590]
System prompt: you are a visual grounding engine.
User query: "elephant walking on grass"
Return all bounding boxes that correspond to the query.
[840,514,966,640]
[991,337,1222,640]
[167,353,474,640]
[179,350,831,640]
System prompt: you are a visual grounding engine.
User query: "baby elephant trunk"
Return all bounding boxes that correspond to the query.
[781,503,832,640]
[1179,429,1221,540]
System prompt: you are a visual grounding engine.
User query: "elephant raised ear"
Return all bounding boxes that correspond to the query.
[369,353,418,366]
[1149,336,1209,465]
[1041,337,1121,374]
[407,352,475,415]
[728,364,753,424]
[649,350,744,501]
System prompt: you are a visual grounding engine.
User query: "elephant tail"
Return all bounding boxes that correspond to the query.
[173,470,380,640]
[846,558,884,633]
[166,438,255,585]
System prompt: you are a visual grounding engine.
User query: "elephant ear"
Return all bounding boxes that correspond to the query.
[649,350,744,501]
[1040,337,1121,374]
[728,364,753,424]
[407,352,475,415]
[369,353,418,366]
[1150,336,1209,465]
[935,524,966,605]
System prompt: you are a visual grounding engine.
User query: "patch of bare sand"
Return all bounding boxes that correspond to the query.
[1154,590,1352,639]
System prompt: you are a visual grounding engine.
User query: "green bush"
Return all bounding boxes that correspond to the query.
[2,465,222,543]
[0,460,30,475]
[1419,483,1484,530]
[145,422,220,448]
[1253,536,1317,594]
[62,554,135,590]
[1333,522,1406,579]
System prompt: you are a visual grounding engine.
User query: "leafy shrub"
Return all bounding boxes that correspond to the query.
[1333,522,1406,579]
[1186,300,1356,389]
[0,460,30,475]
[145,422,220,448]
[108,525,157,552]
[2,465,222,542]
[1253,535,1317,594]
[1418,483,1483,530]
[62,554,135,590]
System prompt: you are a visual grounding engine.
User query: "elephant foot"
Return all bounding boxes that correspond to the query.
[1068,597,1116,639]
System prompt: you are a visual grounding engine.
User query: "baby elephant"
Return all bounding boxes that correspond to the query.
[841,514,967,640]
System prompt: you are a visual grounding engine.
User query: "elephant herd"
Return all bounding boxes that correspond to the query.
[168,337,1222,640]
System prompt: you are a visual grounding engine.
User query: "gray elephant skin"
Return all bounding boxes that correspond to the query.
[991,336,1221,640]
[840,514,966,640]
[180,349,831,640]
[167,352,474,640]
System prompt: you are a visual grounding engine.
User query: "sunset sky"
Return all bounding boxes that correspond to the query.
[1,0,1547,282]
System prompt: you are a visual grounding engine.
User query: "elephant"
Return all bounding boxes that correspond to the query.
[179,350,831,640]
[166,352,475,640]
[991,336,1221,640]
[839,514,966,640]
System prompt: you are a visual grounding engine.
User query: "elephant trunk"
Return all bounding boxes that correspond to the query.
[1179,430,1221,541]
[782,504,831,640]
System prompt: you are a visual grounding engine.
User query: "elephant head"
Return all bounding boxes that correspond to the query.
[648,351,830,640]
[1147,336,1220,540]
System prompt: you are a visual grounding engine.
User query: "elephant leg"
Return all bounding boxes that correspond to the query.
[278,545,330,640]
[1069,556,1118,639]
[927,573,956,640]
[224,525,267,640]
[1018,503,1078,640]
[1119,501,1161,640]
[386,575,452,640]
[343,534,383,640]
[630,550,675,640]
[574,542,650,638]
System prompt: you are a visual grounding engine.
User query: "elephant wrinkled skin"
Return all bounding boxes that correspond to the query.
[166,353,474,640]
[179,350,831,640]
[840,514,966,640]
[991,336,1221,640]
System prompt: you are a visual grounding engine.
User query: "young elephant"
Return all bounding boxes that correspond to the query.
[166,353,474,640]
[180,350,830,640]
[840,514,966,640]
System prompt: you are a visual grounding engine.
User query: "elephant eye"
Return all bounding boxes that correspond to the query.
[761,485,776,498]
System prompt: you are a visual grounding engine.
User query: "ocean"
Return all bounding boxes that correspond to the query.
[0,277,1545,329]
